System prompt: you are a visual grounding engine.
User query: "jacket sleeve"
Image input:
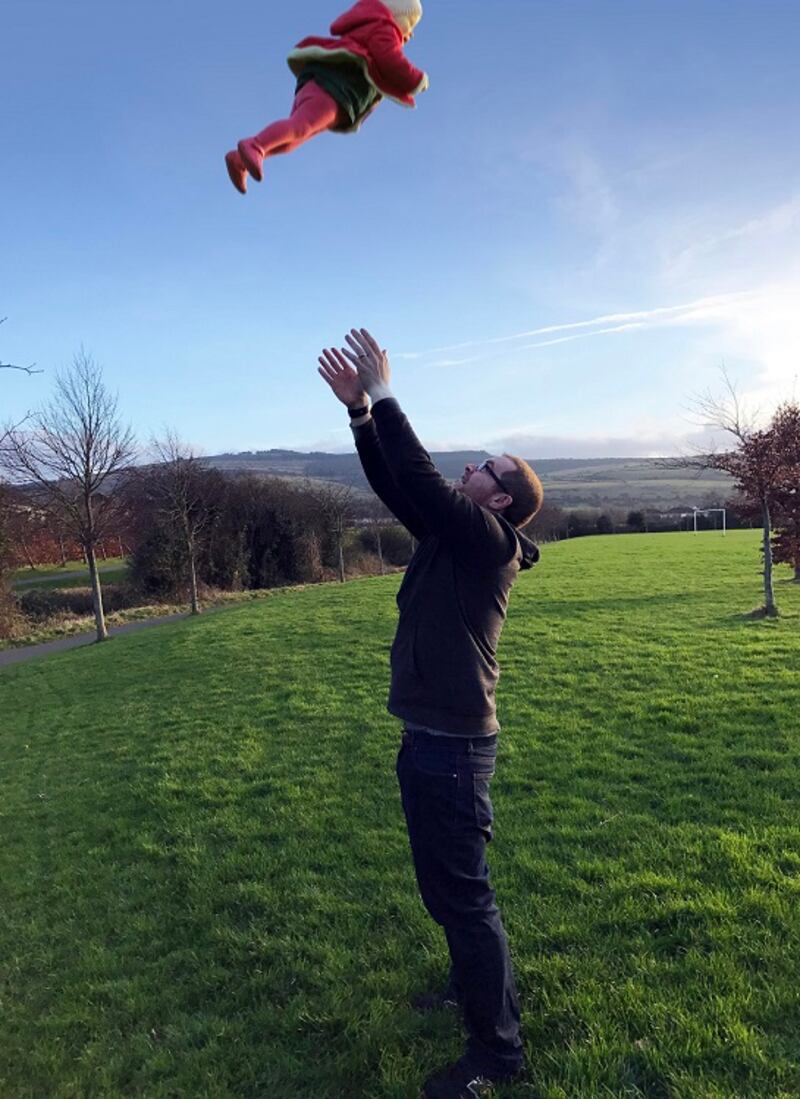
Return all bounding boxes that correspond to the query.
[370,400,517,566]
[352,417,429,541]
[367,25,428,100]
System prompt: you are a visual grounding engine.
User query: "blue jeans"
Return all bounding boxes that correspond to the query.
[396,727,524,1077]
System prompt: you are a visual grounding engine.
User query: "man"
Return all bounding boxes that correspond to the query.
[318,329,543,1099]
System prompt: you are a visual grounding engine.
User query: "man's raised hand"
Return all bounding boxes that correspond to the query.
[317,347,368,410]
[342,329,392,398]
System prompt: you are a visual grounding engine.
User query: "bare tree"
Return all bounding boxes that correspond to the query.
[676,371,786,616]
[148,431,209,614]
[314,482,355,582]
[0,350,135,641]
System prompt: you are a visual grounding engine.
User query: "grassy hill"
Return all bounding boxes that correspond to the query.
[2,531,798,1098]
[204,450,733,512]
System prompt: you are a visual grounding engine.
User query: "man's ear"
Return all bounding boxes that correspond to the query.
[489,493,513,513]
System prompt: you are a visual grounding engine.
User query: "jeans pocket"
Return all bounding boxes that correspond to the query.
[408,761,459,832]
[412,747,459,780]
[473,772,495,839]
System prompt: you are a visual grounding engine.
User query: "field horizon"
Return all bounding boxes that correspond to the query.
[201,451,734,513]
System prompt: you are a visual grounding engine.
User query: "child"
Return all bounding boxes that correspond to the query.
[225,0,428,194]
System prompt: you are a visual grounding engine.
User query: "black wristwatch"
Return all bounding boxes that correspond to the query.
[348,405,369,419]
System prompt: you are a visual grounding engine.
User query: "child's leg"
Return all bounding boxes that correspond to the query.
[238,81,343,181]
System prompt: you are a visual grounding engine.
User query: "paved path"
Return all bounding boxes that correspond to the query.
[12,568,120,589]
[0,614,190,669]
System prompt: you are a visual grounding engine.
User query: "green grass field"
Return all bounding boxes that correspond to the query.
[11,568,130,592]
[1,531,798,1098]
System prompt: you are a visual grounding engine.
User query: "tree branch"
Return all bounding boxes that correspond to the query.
[0,362,43,375]
[1,318,42,374]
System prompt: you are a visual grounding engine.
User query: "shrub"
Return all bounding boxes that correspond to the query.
[524,503,568,543]
[374,524,414,566]
[346,551,385,578]
[566,509,599,538]
[128,529,188,597]
[0,586,22,640]
[18,584,137,622]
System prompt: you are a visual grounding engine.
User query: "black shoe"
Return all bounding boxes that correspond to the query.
[412,989,462,1014]
[421,1055,519,1098]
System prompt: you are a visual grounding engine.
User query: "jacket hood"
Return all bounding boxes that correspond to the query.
[514,526,540,570]
[495,513,539,570]
[333,0,400,35]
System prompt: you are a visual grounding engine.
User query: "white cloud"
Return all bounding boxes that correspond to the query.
[666,194,800,277]
[714,283,800,408]
[481,426,723,460]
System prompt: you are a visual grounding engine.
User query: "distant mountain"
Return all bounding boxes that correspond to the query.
[202,449,734,511]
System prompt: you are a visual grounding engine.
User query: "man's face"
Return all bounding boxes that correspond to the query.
[454,455,515,512]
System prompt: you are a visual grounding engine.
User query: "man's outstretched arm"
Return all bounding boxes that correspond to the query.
[342,330,516,566]
[317,347,428,540]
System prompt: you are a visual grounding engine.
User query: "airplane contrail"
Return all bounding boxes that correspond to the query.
[397,290,758,361]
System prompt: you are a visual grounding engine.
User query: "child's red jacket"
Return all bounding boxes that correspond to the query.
[288,0,428,109]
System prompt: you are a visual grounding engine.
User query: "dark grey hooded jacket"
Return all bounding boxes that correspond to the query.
[354,398,539,735]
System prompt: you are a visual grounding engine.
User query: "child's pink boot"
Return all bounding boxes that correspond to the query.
[225,150,248,194]
[237,138,265,182]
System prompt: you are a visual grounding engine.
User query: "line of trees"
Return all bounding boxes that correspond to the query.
[1,317,39,635]
[126,462,416,600]
[520,500,746,542]
[3,344,798,639]
[1,348,415,642]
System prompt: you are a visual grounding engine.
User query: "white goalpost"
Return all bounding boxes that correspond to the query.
[680,507,727,535]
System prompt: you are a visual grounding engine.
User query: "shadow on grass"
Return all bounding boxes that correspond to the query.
[719,605,782,624]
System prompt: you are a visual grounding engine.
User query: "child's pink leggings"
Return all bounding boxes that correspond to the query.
[253,81,343,157]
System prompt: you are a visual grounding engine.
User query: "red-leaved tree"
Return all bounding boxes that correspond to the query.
[770,402,800,582]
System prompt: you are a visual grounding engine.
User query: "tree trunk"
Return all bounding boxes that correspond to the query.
[338,532,346,583]
[58,535,68,567]
[86,542,108,641]
[794,563,800,583]
[187,536,200,615]
[376,526,385,575]
[761,497,778,617]
[19,537,36,570]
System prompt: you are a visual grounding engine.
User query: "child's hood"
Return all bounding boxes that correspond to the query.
[331,0,403,39]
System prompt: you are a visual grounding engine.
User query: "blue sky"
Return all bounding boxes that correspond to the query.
[2,0,799,458]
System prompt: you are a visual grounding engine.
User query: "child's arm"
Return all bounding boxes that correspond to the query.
[367,24,429,105]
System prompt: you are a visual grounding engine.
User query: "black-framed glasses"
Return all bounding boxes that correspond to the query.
[476,459,509,494]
